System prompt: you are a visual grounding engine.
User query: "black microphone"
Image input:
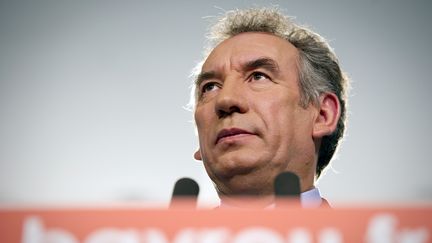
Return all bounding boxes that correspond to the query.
[170,177,199,208]
[274,171,301,207]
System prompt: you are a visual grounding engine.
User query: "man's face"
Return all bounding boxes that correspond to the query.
[194,32,319,197]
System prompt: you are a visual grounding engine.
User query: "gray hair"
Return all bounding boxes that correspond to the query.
[190,7,349,178]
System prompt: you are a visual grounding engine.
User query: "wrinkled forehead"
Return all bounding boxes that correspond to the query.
[201,32,299,74]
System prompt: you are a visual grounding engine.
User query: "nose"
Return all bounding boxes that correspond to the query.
[215,79,249,118]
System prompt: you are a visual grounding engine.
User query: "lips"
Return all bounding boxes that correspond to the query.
[216,128,254,144]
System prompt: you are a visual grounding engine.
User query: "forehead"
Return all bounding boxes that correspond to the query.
[202,32,299,72]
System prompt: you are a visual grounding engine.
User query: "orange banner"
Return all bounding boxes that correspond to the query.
[0,206,431,243]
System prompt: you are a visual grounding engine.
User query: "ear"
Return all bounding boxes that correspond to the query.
[194,148,202,161]
[312,92,341,138]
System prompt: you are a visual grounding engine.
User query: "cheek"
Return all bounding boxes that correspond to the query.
[267,109,295,148]
[194,106,208,132]
[258,96,308,152]
[261,96,297,133]
[194,107,214,146]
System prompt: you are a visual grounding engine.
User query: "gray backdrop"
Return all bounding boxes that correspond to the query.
[1,0,431,207]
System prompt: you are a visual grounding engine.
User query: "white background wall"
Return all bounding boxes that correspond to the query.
[1,0,431,207]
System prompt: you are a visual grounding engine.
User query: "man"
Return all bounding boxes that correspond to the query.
[190,8,349,208]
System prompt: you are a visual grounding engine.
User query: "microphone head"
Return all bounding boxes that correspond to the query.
[171,177,199,198]
[170,177,199,208]
[274,171,301,197]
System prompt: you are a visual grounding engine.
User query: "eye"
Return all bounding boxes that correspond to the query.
[250,72,270,81]
[201,82,220,94]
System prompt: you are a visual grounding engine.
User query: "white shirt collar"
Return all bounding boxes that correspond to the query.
[300,187,322,208]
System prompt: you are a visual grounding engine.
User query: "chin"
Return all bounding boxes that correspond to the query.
[212,158,261,179]
[217,171,274,196]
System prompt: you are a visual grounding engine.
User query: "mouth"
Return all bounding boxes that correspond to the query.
[216,128,254,144]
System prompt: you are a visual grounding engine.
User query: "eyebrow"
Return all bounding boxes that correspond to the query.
[195,71,219,87]
[195,57,280,87]
[243,57,280,74]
